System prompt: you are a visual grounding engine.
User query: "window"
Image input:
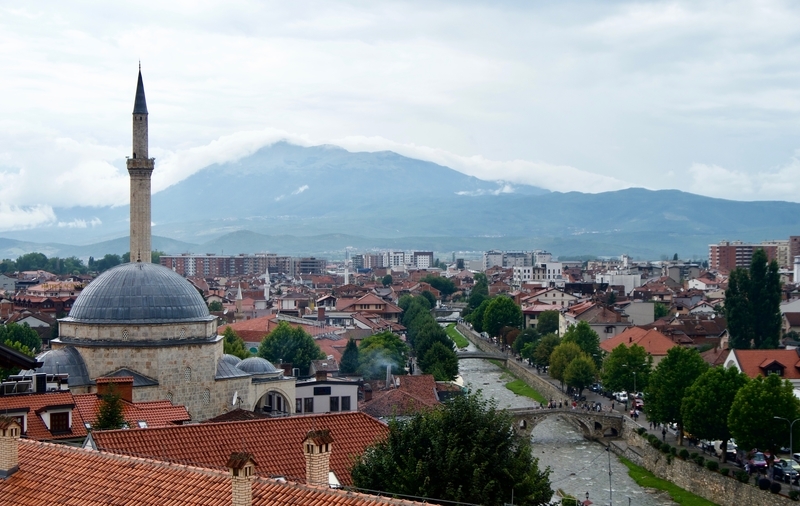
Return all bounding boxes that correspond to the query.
[184,367,191,382]
[341,396,351,411]
[329,396,339,412]
[203,389,210,405]
[313,386,331,396]
[304,398,314,413]
[12,415,24,433]
[50,412,69,433]
[296,398,303,413]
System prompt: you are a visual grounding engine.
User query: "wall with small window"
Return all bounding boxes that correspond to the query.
[295,380,359,414]
[41,409,72,433]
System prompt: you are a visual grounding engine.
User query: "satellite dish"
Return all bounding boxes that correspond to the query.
[232,391,239,407]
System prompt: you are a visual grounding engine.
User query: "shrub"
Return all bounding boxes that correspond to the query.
[788,489,799,501]
[720,468,729,476]
[705,460,719,472]
[770,481,782,494]
[670,447,677,456]
[660,443,671,454]
[758,477,771,491]
[651,440,662,451]
[679,449,690,460]
[690,452,698,460]
[636,427,646,436]
[694,455,705,467]
[735,470,750,483]
[648,434,659,444]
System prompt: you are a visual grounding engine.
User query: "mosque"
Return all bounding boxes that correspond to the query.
[30,69,295,421]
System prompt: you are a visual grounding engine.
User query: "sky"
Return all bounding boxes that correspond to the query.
[2,0,800,231]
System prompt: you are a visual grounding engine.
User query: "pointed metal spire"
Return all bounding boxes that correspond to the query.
[133,65,148,114]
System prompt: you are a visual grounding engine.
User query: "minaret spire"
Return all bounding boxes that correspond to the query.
[127,66,154,264]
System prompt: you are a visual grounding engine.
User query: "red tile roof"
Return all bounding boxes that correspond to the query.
[729,349,800,379]
[0,439,425,506]
[599,327,677,356]
[361,375,440,418]
[89,411,388,485]
[74,394,191,428]
[0,391,87,441]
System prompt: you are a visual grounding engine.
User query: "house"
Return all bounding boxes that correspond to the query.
[560,301,630,340]
[521,303,561,329]
[599,327,678,365]
[84,411,388,486]
[335,293,403,323]
[294,372,359,414]
[0,417,428,506]
[526,287,579,308]
[784,313,800,335]
[723,348,800,389]
[360,375,440,419]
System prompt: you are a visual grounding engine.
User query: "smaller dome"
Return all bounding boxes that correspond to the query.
[236,357,278,374]
[29,347,92,387]
[220,354,242,365]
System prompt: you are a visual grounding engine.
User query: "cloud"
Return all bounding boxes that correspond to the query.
[292,185,309,195]
[688,159,800,201]
[0,204,56,232]
[57,217,102,228]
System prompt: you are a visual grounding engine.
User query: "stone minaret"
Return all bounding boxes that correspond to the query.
[127,66,154,263]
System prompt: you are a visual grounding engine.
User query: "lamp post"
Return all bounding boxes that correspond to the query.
[775,416,800,490]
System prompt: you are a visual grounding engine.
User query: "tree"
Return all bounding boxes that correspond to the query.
[339,338,360,375]
[382,274,393,287]
[536,310,560,336]
[351,391,552,506]
[208,300,223,311]
[468,299,491,333]
[533,333,560,368]
[420,342,459,381]
[468,275,489,311]
[257,321,324,375]
[548,342,583,387]
[645,346,708,445]
[607,291,617,305]
[564,354,597,397]
[729,373,800,455]
[0,340,33,380]
[482,296,522,340]
[681,366,748,462]
[420,290,437,308]
[15,252,48,271]
[653,302,669,320]
[725,248,782,349]
[513,327,540,355]
[601,343,651,394]
[421,275,456,299]
[673,253,679,261]
[358,331,409,379]
[222,327,250,359]
[0,322,42,354]
[94,383,127,430]
[561,321,602,369]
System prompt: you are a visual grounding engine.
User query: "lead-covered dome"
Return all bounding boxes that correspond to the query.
[236,357,278,374]
[65,262,212,324]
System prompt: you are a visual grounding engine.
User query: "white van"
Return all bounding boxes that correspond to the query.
[615,391,628,403]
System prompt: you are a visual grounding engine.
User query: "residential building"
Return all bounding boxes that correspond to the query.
[560,301,630,340]
[599,327,677,365]
[708,240,778,273]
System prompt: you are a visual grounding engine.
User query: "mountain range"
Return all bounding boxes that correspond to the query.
[2,142,799,260]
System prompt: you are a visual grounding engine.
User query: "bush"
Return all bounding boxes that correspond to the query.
[789,489,799,501]
[651,440,662,451]
[693,455,705,467]
[636,427,646,436]
[705,460,719,472]
[670,447,677,456]
[648,434,659,445]
[758,477,770,491]
[660,443,671,454]
[679,449,690,460]
[690,452,698,460]
[720,468,729,476]
[735,470,750,483]
[770,481,782,494]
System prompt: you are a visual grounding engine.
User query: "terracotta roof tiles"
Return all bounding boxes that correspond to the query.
[0,391,87,441]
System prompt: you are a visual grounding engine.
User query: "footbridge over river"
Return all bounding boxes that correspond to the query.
[508,407,624,440]
[455,351,508,364]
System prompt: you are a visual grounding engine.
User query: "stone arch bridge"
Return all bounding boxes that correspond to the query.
[508,407,624,440]
[455,351,508,364]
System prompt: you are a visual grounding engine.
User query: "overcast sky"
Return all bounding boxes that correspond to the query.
[2,1,800,230]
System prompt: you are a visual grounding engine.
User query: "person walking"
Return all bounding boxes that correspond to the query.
[662,427,667,442]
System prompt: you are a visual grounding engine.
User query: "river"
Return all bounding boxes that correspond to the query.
[458,341,677,506]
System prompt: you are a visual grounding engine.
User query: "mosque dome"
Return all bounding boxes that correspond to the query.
[65,263,212,324]
[220,354,243,365]
[26,346,92,387]
[236,357,278,374]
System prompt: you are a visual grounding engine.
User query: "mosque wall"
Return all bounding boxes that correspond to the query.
[59,321,216,341]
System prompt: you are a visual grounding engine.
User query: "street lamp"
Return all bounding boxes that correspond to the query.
[775,416,800,490]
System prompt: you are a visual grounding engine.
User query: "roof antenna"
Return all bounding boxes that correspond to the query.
[139,60,141,72]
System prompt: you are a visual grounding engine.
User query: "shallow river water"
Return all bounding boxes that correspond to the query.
[458,341,676,506]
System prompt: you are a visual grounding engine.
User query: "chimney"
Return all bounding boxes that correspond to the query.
[315,370,327,382]
[0,416,21,479]
[303,429,333,487]
[317,306,325,322]
[363,383,372,402]
[226,452,257,506]
[96,376,134,403]
[279,363,293,377]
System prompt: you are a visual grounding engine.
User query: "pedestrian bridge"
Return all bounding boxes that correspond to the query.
[455,351,508,364]
[508,407,624,440]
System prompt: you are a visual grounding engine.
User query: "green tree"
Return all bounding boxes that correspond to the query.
[420,341,459,381]
[208,300,223,311]
[607,291,617,305]
[351,391,552,506]
[257,321,324,375]
[533,333,560,368]
[561,321,602,369]
[222,327,250,359]
[468,275,489,311]
[549,342,583,388]
[729,373,800,455]
[0,259,15,273]
[420,290,436,308]
[681,366,748,462]
[725,248,782,349]
[358,331,409,379]
[536,310,560,336]
[513,327,540,355]
[339,338,360,375]
[0,322,42,354]
[482,296,522,340]
[467,299,491,333]
[601,344,652,394]
[93,383,127,430]
[564,354,597,397]
[645,346,708,445]
[15,252,48,271]
[397,294,414,312]
[382,274,393,287]
[421,275,456,299]
[0,340,33,380]
[653,302,669,320]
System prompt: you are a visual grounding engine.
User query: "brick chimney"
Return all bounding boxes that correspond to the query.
[226,452,257,506]
[303,429,333,486]
[96,376,134,403]
[0,416,21,479]
[315,370,327,382]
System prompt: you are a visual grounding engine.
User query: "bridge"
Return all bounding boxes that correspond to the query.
[455,351,508,363]
[508,407,624,440]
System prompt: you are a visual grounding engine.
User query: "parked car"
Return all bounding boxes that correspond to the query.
[633,398,644,411]
[747,452,768,473]
[615,391,628,403]
[713,439,737,459]
[773,459,800,484]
